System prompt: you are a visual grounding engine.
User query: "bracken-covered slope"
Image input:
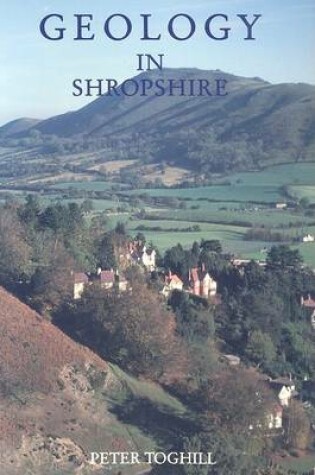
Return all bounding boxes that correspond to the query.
[0,287,187,475]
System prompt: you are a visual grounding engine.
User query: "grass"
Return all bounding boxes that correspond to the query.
[109,363,187,415]
[50,181,126,192]
[294,243,315,268]
[128,184,283,203]
[150,207,314,228]
[289,185,315,203]
[228,163,315,186]
[278,454,315,473]
[126,219,251,253]
[1,161,315,266]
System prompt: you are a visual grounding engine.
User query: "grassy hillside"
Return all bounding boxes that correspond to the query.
[1,69,314,175]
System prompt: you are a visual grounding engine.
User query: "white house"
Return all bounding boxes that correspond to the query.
[162,272,184,298]
[141,246,157,272]
[278,386,293,407]
[73,272,89,300]
[303,234,315,243]
[269,378,297,407]
[266,405,283,430]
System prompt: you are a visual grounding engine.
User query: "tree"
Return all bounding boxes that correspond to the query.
[81,199,94,214]
[245,330,277,367]
[181,436,208,475]
[19,194,41,227]
[200,239,222,254]
[0,208,31,285]
[266,245,303,270]
[201,368,273,436]
[59,283,188,383]
[283,400,310,450]
[98,233,117,269]
[30,244,74,311]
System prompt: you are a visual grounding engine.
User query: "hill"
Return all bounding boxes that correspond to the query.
[0,287,188,475]
[1,68,314,174]
[0,118,41,137]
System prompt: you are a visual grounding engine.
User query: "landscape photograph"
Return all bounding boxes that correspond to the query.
[0,1,315,474]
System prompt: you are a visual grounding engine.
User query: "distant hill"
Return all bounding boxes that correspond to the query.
[0,287,187,475]
[1,68,315,173]
[0,118,41,137]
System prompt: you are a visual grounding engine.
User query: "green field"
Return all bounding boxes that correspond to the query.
[50,181,126,192]
[126,163,315,204]
[128,184,283,203]
[150,207,315,228]
[229,163,315,186]
[289,185,315,203]
[2,161,315,267]
[278,454,315,473]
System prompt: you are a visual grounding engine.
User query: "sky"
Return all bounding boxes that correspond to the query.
[0,0,314,125]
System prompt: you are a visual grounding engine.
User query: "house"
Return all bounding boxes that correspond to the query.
[269,377,298,407]
[249,404,283,432]
[73,268,128,300]
[97,268,129,292]
[303,234,315,243]
[276,203,287,210]
[98,268,115,290]
[141,246,157,272]
[266,404,283,430]
[162,272,184,298]
[231,258,266,268]
[129,240,157,272]
[189,265,217,299]
[73,272,89,300]
[221,354,241,367]
[301,294,315,329]
[301,294,315,308]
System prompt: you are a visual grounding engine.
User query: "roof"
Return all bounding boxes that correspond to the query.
[303,296,315,309]
[270,377,295,387]
[99,271,115,283]
[74,273,89,284]
[222,354,241,365]
[190,267,210,283]
[271,404,284,414]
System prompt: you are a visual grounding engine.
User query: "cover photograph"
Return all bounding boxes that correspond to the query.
[0,1,315,474]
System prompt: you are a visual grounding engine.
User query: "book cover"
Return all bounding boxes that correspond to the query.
[0,1,315,474]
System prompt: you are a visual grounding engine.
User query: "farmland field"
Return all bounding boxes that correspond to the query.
[1,161,315,267]
[288,185,315,203]
[128,184,283,203]
[148,207,315,228]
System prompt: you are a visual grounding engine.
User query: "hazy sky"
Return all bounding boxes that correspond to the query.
[1,0,314,125]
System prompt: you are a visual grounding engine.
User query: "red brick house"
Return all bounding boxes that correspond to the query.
[189,265,217,299]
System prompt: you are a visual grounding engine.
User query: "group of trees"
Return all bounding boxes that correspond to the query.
[56,283,188,383]
[160,238,315,381]
[0,196,100,309]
